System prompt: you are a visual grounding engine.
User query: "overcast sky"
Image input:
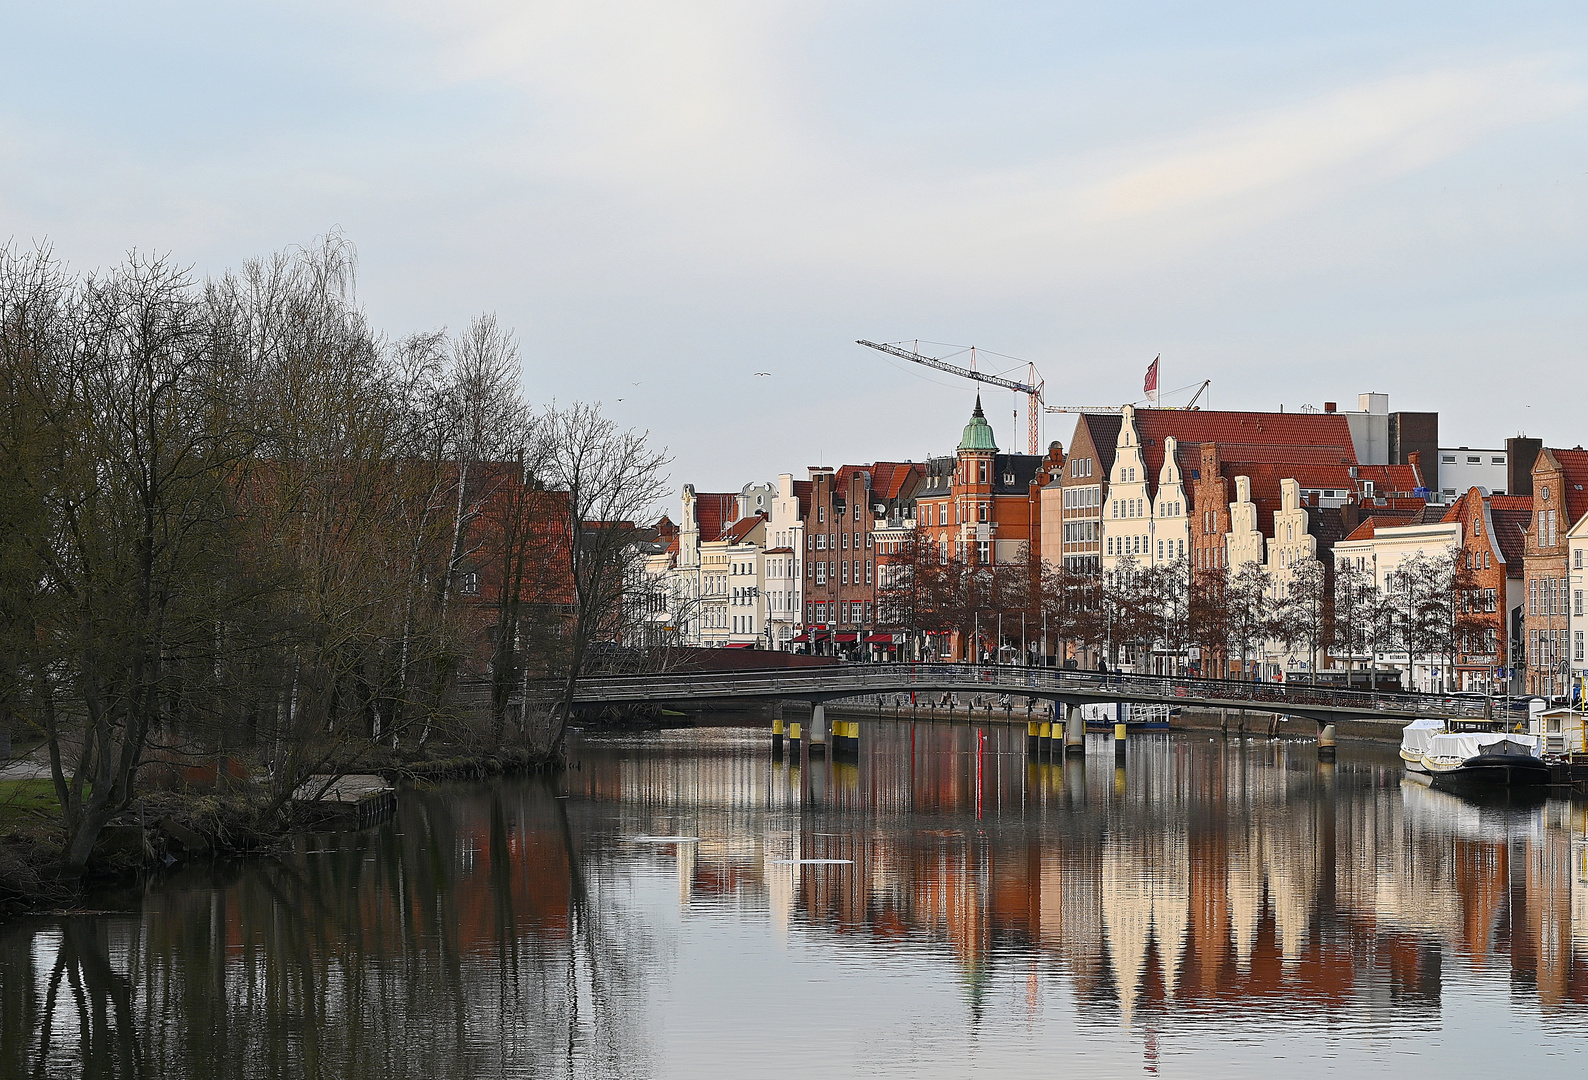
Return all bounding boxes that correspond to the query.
[6,2,1586,496]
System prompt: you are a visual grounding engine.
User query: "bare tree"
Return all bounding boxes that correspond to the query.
[1283,556,1329,680]
[1331,557,1376,679]
[1225,561,1272,679]
[543,403,668,756]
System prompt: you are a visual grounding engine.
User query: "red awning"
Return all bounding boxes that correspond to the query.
[833,632,859,643]
[798,630,829,642]
[864,633,897,644]
[724,641,755,648]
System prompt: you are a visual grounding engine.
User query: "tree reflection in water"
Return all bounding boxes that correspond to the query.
[1,778,651,1079]
[4,726,1588,1078]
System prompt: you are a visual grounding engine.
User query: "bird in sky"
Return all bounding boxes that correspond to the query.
[754,371,771,377]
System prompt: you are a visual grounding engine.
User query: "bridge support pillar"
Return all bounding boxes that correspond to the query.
[788,722,801,751]
[1317,722,1336,760]
[1065,705,1084,755]
[1219,708,1228,736]
[809,704,827,756]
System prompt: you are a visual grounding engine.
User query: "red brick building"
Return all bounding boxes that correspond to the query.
[1440,488,1530,691]
[1523,448,1588,697]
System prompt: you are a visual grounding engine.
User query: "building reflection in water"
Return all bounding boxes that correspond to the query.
[5,722,1588,1078]
[572,724,1588,1024]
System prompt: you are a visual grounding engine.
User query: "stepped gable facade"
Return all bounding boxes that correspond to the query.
[1440,488,1532,690]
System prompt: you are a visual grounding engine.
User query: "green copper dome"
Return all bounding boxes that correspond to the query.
[957,396,998,452]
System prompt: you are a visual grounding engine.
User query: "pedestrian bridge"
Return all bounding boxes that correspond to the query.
[567,663,1495,726]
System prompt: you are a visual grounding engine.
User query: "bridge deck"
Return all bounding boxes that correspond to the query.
[560,663,1502,725]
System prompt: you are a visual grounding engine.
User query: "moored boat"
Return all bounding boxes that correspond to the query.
[1400,718,1547,790]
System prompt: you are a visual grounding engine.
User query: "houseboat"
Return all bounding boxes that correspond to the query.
[1399,717,1548,789]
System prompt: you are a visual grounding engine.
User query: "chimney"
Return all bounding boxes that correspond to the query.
[1507,436,1541,497]
[1324,402,1337,413]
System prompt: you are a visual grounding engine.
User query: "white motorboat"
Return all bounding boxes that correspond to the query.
[1399,718,1548,789]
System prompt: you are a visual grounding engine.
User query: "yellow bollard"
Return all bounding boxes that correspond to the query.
[789,722,802,746]
[1114,722,1127,742]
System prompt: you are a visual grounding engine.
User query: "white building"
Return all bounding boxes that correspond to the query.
[1226,475,1266,571]
[1569,512,1588,687]
[767,473,809,650]
[1332,518,1464,692]
[1262,478,1323,678]
[1434,447,1508,506]
[1101,406,1189,573]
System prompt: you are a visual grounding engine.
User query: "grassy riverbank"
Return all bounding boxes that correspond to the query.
[0,742,561,918]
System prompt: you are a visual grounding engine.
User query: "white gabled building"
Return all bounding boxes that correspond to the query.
[1101,406,1190,573]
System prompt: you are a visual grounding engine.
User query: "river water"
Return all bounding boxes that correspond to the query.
[3,722,1588,1078]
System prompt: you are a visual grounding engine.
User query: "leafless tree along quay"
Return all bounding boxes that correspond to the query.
[880,542,1485,686]
[0,236,668,897]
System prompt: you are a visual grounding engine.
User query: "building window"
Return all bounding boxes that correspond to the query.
[978,541,991,563]
[865,560,872,584]
[1576,590,1584,618]
[978,462,987,484]
[1577,549,1584,569]
[460,570,479,595]
[1577,631,1585,663]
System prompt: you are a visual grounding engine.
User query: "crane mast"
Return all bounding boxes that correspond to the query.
[857,339,1044,455]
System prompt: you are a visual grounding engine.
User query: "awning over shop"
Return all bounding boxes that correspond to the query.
[797,629,829,642]
[723,642,755,648]
[832,632,859,643]
[864,633,898,644]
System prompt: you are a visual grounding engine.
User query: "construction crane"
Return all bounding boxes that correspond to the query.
[1044,378,1213,414]
[858,339,1045,454]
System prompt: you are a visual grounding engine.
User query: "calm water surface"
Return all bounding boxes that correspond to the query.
[4,723,1588,1078]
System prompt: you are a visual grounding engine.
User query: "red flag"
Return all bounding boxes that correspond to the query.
[1144,356,1159,404]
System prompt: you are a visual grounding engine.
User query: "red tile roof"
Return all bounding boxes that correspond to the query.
[791,479,813,519]
[1341,515,1419,542]
[1134,409,1359,490]
[715,512,766,544]
[693,492,736,544]
[1441,488,1530,572]
[869,461,924,501]
[1555,448,1588,522]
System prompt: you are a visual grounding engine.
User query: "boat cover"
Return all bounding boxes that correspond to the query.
[1400,719,1446,757]
[1425,731,1540,761]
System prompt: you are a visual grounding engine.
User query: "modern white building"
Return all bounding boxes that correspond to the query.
[1434,447,1508,505]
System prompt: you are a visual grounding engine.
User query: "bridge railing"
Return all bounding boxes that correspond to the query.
[566,663,1497,719]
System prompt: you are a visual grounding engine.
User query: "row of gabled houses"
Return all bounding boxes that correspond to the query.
[641,390,1587,696]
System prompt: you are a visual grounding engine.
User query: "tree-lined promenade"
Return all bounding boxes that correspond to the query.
[878,534,1483,684]
[0,236,665,896]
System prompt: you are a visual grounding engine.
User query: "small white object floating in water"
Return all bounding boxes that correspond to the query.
[628,836,700,844]
[769,858,854,865]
